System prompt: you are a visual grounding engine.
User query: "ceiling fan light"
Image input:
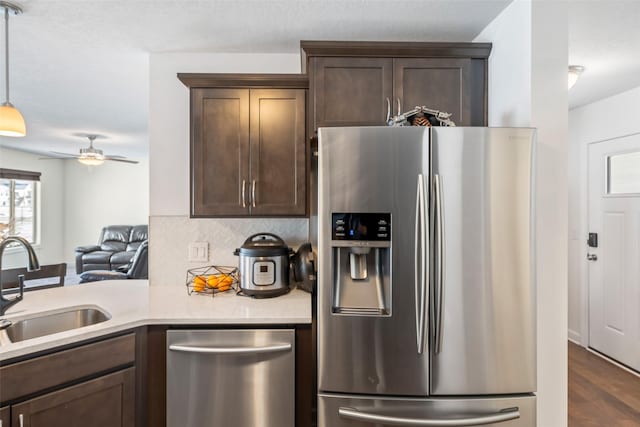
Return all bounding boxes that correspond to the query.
[78,153,105,166]
[0,102,25,137]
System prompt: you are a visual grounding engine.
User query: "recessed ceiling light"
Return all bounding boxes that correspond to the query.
[568,65,585,90]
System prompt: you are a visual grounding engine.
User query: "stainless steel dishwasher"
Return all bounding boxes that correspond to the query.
[166,329,295,427]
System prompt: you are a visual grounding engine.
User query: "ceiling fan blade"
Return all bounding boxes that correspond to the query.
[42,152,80,159]
[104,157,139,164]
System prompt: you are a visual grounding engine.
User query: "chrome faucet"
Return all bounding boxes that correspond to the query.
[0,236,40,317]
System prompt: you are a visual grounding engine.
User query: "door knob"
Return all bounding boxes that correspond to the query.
[587,253,598,261]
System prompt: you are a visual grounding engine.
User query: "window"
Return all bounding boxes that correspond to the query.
[0,168,40,243]
[607,151,640,194]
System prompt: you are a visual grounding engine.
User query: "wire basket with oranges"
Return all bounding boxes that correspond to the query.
[186,265,238,296]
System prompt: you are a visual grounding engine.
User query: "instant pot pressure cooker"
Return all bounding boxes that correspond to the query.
[234,233,292,298]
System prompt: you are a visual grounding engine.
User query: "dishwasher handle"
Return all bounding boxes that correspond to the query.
[168,342,292,355]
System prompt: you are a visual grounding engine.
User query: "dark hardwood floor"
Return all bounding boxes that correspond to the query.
[569,341,640,426]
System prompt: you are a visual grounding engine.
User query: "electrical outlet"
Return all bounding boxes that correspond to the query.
[188,242,208,262]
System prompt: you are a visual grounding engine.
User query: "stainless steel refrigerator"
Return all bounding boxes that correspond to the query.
[315,126,537,427]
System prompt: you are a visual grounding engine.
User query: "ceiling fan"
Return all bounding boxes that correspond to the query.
[42,134,139,165]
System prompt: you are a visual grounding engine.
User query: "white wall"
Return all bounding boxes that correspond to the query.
[476,1,569,426]
[148,53,308,286]
[0,147,65,268]
[476,0,532,127]
[568,85,640,345]
[530,4,569,427]
[63,158,149,264]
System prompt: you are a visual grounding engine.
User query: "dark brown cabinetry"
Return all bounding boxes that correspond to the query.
[0,406,9,427]
[11,368,135,427]
[0,333,137,427]
[302,41,491,133]
[313,57,392,128]
[179,75,308,217]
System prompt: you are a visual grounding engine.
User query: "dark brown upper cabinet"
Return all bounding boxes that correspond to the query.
[313,57,393,128]
[179,74,308,217]
[302,41,491,133]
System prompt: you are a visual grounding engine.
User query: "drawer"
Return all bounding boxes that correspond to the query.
[0,333,135,403]
[319,393,536,427]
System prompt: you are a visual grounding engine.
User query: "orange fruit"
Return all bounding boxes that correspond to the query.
[218,276,233,287]
[207,274,220,288]
[193,275,206,292]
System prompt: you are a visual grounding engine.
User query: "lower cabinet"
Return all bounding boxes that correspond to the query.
[11,368,135,427]
[0,406,9,427]
[0,325,313,427]
[0,333,137,427]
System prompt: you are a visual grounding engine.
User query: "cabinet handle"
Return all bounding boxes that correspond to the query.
[252,180,256,208]
[19,414,24,427]
[385,97,391,123]
[397,97,402,115]
[241,180,247,208]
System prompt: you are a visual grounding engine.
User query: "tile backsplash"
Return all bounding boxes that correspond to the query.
[149,216,309,286]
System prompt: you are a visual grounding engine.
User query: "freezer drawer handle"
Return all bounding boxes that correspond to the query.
[338,406,520,426]
[168,343,292,355]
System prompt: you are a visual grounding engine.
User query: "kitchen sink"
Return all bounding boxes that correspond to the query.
[1,307,111,343]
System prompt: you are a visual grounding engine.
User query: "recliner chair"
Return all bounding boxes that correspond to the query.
[75,225,148,273]
[79,240,149,283]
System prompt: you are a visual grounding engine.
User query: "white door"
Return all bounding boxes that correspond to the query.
[588,134,640,371]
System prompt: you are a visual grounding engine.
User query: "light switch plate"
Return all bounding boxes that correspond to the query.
[188,242,208,262]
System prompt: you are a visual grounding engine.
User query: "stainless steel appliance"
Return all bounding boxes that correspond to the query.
[234,233,292,297]
[316,126,536,426]
[166,329,295,427]
[290,242,316,293]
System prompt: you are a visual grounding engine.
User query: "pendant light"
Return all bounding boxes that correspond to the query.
[0,1,24,137]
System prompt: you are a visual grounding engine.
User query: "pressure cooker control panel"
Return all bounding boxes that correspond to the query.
[252,260,276,286]
[332,213,391,241]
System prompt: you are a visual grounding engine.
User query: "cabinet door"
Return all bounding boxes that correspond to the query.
[312,57,392,130]
[1,406,9,427]
[249,89,306,216]
[11,368,135,427]
[191,88,250,217]
[393,58,472,126]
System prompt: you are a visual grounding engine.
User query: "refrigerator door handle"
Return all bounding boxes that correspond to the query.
[338,406,520,426]
[415,174,428,354]
[433,173,445,354]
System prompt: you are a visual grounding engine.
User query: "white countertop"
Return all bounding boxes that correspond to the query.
[0,280,312,361]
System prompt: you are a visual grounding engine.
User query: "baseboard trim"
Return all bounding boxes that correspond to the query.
[585,346,640,378]
[568,329,582,345]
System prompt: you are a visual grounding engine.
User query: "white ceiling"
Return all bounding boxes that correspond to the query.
[569,0,640,109]
[0,0,638,158]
